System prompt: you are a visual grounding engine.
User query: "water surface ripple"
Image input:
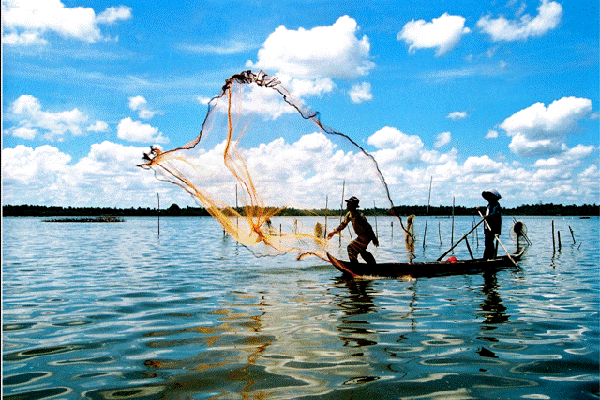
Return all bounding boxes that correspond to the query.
[3,216,599,399]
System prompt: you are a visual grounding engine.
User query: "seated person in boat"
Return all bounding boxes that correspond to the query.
[478,190,502,259]
[327,196,379,264]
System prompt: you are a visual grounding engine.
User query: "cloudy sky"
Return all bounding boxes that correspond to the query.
[2,0,598,209]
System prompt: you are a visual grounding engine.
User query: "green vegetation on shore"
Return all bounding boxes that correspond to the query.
[3,203,598,217]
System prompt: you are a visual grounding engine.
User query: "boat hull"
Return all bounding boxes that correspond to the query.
[326,252,523,278]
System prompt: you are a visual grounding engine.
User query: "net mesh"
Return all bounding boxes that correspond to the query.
[140,71,401,259]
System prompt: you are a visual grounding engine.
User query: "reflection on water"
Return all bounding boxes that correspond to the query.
[480,270,509,327]
[3,216,599,399]
[336,279,379,349]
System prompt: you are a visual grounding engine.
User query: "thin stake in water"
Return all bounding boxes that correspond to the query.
[451,196,455,246]
[569,226,576,244]
[374,200,378,238]
[552,220,556,253]
[423,176,432,249]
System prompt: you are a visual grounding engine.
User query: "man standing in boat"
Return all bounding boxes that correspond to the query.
[478,190,502,259]
[327,196,379,264]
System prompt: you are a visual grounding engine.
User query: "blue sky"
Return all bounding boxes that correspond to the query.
[2,0,598,209]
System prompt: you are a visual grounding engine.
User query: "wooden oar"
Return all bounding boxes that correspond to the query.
[437,218,485,261]
[477,210,518,266]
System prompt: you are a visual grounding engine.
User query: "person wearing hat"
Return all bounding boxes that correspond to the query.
[478,190,502,259]
[327,196,379,264]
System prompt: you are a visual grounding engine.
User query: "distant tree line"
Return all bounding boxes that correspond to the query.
[3,203,598,217]
[2,204,210,217]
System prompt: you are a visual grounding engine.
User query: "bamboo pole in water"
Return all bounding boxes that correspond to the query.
[451,197,455,246]
[339,180,345,245]
[157,193,160,236]
[558,230,562,251]
[569,226,576,244]
[324,195,328,236]
[423,176,432,249]
[552,220,556,253]
[374,200,378,238]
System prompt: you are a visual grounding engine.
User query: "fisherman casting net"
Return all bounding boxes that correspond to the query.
[140,71,398,259]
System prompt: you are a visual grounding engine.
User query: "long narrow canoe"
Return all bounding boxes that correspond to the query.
[326,251,524,279]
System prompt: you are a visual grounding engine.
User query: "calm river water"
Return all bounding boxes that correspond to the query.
[2,215,599,399]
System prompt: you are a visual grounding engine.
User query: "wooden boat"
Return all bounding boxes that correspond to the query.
[326,251,524,279]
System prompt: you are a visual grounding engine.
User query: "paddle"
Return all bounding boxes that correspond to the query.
[437,218,485,261]
[477,210,518,266]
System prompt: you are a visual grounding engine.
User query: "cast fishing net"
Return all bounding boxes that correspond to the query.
[140,71,400,259]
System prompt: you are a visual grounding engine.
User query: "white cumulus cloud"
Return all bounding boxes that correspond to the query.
[499,96,593,157]
[398,13,471,56]
[446,111,468,120]
[2,144,72,183]
[278,75,336,99]
[117,117,168,144]
[247,15,374,80]
[477,0,562,42]
[1,0,132,45]
[434,131,452,148]
[2,126,598,208]
[349,82,373,104]
[96,6,132,25]
[128,95,159,119]
[86,121,110,132]
[485,129,499,139]
[6,95,96,141]
[1,141,164,207]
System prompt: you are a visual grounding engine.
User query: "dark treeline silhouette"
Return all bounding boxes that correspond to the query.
[3,203,598,217]
[2,204,210,217]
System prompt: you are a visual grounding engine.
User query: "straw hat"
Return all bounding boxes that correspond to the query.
[482,190,502,201]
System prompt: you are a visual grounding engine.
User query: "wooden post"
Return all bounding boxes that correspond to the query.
[339,180,345,222]
[391,221,394,238]
[324,195,328,235]
[423,176,432,249]
[157,193,160,236]
[451,197,455,246]
[552,220,556,253]
[373,200,378,238]
[558,231,562,251]
[471,219,474,244]
[569,226,576,244]
[439,221,443,246]
[235,184,239,231]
